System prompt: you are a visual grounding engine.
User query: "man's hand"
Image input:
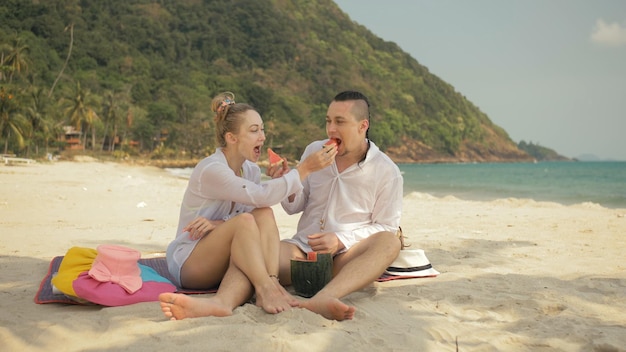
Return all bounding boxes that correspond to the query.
[307,232,344,254]
[184,217,224,240]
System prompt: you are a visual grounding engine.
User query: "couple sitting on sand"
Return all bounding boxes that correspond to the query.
[159,90,403,321]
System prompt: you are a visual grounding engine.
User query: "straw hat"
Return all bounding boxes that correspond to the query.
[385,249,440,277]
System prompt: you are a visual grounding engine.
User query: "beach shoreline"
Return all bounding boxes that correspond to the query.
[1,160,625,351]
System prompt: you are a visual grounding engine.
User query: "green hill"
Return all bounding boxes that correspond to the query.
[517,141,570,161]
[0,0,532,163]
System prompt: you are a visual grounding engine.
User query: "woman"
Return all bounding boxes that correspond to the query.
[159,92,336,320]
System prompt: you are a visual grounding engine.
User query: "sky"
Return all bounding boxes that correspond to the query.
[334,0,626,160]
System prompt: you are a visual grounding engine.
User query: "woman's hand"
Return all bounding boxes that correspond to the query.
[296,145,337,181]
[184,217,224,241]
[266,157,290,179]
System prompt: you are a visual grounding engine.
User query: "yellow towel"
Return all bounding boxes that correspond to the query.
[50,247,98,297]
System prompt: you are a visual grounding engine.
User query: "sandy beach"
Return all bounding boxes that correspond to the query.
[1,159,625,351]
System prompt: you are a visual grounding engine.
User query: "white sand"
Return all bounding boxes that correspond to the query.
[1,160,625,351]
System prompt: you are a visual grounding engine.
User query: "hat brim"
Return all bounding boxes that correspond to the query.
[384,267,440,277]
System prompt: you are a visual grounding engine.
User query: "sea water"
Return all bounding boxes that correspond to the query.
[399,161,626,209]
[166,161,626,209]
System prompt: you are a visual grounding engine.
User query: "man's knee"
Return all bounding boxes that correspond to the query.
[372,231,402,256]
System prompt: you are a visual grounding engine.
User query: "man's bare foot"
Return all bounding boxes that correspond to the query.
[159,293,233,320]
[254,278,297,314]
[299,294,356,321]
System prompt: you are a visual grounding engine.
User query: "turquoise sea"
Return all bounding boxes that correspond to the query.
[399,161,626,209]
[166,161,626,209]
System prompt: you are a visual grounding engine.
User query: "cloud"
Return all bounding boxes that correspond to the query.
[591,19,626,47]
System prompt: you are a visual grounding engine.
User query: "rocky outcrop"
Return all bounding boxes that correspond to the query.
[386,137,534,164]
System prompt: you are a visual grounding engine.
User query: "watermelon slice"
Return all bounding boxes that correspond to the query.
[324,138,339,147]
[267,148,284,165]
[292,251,320,262]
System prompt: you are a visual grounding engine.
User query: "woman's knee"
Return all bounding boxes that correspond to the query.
[251,207,274,220]
[225,212,257,234]
[251,207,278,231]
[233,212,256,226]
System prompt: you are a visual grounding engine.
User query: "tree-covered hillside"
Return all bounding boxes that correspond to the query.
[518,141,570,161]
[0,0,531,163]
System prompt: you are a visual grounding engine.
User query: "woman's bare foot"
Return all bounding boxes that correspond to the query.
[299,294,356,321]
[254,278,297,314]
[274,277,300,308]
[159,293,233,320]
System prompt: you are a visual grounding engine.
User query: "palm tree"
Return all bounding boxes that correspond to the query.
[63,81,99,149]
[85,107,99,150]
[24,87,54,156]
[2,35,30,84]
[101,91,126,152]
[0,49,8,82]
[0,86,29,154]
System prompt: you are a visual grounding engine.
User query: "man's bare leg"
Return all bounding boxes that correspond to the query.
[297,231,401,320]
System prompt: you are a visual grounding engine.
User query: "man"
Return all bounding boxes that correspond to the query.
[273,91,403,321]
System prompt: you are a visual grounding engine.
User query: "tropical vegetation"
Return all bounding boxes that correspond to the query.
[518,141,569,161]
[0,0,531,163]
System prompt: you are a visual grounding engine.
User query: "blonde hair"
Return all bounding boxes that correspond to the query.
[211,91,255,147]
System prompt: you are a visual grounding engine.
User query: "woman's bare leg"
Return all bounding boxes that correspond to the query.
[251,208,299,307]
[179,211,294,314]
[159,262,253,320]
[228,210,295,313]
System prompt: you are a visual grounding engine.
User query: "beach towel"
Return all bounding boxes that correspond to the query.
[35,256,218,305]
[36,252,439,305]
